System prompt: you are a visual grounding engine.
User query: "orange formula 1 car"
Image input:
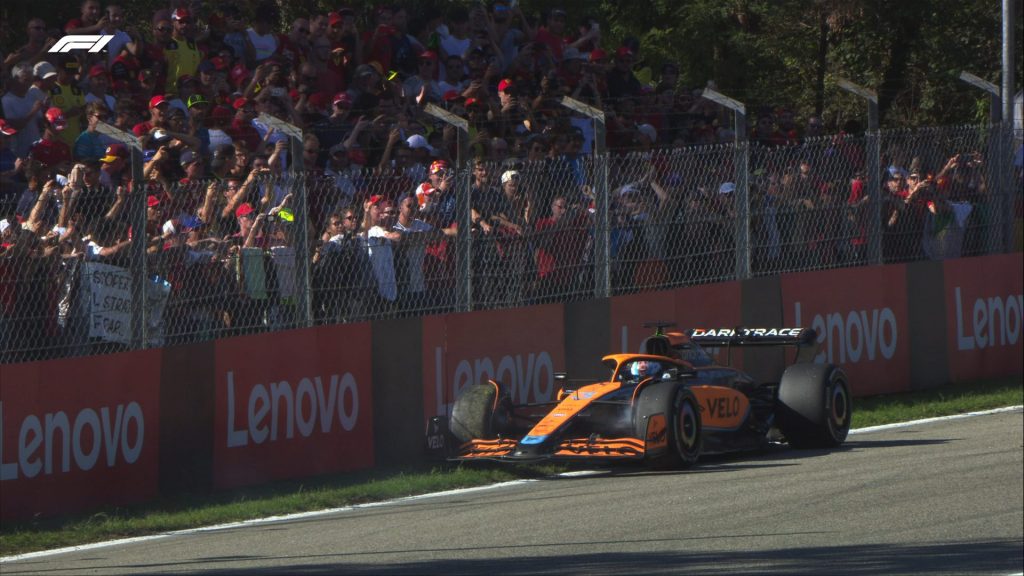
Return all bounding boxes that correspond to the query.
[425,323,852,468]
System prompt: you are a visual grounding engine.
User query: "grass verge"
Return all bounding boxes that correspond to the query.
[1,376,1020,557]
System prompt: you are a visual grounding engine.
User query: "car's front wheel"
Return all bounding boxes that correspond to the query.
[635,381,702,468]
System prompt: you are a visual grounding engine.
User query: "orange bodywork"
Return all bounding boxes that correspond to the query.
[454,354,694,461]
[690,385,750,430]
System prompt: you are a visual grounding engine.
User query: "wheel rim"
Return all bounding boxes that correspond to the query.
[828,380,850,438]
[677,399,699,454]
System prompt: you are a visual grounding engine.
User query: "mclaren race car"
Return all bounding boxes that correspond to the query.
[425,323,851,468]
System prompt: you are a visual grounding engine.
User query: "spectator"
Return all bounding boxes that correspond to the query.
[361,195,399,315]
[312,206,369,323]
[606,46,641,100]
[98,143,129,189]
[392,192,451,312]
[65,0,104,35]
[30,108,73,171]
[2,62,48,159]
[4,19,54,68]
[532,194,589,301]
[134,95,169,137]
[534,8,569,61]
[164,9,203,94]
[246,4,282,65]
[84,65,117,111]
[74,101,113,162]
[99,4,139,66]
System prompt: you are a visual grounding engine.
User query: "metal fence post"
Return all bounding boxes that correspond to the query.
[257,114,311,328]
[957,73,1005,255]
[838,79,881,265]
[701,88,749,280]
[95,122,146,348]
[424,104,472,312]
[560,96,609,298]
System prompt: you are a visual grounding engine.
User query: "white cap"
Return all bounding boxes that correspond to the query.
[637,123,657,143]
[406,134,431,151]
[718,182,736,195]
[501,170,519,184]
[0,219,9,234]
[34,61,57,80]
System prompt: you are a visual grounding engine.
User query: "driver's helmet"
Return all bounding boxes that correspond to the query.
[629,360,662,378]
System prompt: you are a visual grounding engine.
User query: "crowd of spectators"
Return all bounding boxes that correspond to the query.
[0,1,1012,360]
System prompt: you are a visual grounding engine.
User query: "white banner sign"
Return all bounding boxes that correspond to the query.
[82,262,170,345]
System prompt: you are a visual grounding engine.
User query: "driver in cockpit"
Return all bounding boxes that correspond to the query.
[629,359,661,380]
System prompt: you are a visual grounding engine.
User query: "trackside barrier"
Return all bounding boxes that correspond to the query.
[1,253,1019,521]
[0,350,161,521]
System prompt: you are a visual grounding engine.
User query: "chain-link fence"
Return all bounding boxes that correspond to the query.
[1,123,1019,363]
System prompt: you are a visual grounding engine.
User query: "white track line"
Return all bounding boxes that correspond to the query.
[3,405,1022,563]
[849,405,1022,435]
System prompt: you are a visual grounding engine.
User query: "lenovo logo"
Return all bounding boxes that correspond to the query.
[48,35,115,53]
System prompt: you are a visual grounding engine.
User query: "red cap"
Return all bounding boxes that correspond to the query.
[147,195,161,207]
[616,46,634,58]
[589,48,608,62]
[332,92,353,107]
[209,56,227,71]
[367,194,384,206]
[45,107,67,131]
[497,78,513,93]
[464,97,483,108]
[149,95,169,109]
[171,8,190,21]
[235,203,255,218]
[308,92,330,110]
[88,64,107,78]
[232,97,250,110]
[0,119,16,136]
[327,11,344,26]
[100,143,127,163]
[211,106,233,121]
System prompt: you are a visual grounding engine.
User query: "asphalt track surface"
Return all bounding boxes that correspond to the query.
[4,409,1023,575]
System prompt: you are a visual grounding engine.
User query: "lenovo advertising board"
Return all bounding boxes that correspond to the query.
[782,265,911,396]
[422,305,566,424]
[213,324,374,489]
[944,254,1023,381]
[0,350,161,521]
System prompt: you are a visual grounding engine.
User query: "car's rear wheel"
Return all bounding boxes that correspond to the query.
[776,363,851,448]
[449,381,509,444]
[635,381,702,468]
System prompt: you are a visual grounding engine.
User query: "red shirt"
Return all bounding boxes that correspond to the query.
[228,118,262,153]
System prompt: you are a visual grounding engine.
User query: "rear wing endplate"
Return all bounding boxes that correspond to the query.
[687,327,817,347]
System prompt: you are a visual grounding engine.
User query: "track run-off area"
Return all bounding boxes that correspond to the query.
[3,407,1022,575]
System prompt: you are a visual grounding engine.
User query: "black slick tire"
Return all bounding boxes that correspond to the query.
[634,381,702,469]
[776,363,851,448]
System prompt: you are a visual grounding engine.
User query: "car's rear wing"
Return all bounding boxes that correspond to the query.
[687,327,817,347]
